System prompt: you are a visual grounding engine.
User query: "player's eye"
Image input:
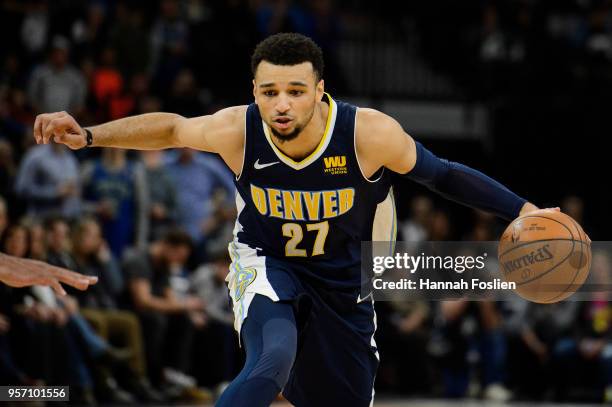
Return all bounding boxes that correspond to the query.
[263,90,277,97]
[289,90,304,96]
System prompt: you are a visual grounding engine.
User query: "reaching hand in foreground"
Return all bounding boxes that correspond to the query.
[0,253,98,296]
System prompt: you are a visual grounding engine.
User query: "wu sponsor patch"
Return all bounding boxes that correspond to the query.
[323,155,347,175]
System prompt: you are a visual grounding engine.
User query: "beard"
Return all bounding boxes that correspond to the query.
[269,106,315,143]
[270,124,303,142]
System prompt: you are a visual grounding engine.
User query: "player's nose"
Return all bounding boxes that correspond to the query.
[275,95,291,113]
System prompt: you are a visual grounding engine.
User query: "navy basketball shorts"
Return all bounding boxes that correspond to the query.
[227,241,379,407]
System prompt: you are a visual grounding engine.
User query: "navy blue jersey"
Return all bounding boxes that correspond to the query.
[232,93,392,289]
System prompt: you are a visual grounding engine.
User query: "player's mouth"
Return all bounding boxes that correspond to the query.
[273,117,293,130]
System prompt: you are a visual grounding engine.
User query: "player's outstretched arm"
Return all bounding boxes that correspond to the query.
[356,109,538,220]
[0,252,98,296]
[33,107,246,169]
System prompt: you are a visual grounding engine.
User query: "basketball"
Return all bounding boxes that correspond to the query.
[498,209,591,303]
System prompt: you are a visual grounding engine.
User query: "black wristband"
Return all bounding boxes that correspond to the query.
[84,128,93,147]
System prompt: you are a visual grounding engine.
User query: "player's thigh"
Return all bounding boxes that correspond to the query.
[284,300,378,407]
[240,295,298,383]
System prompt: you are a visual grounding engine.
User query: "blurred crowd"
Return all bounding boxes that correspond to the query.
[1,0,612,405]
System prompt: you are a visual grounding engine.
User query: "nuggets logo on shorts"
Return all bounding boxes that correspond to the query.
[233,267,257,300]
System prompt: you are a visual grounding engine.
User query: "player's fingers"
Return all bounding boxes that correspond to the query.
[31,260,98,290]
[46,115,77,143]
[33,115,43,144]
[49,279,67,296]
[52,268,98,290]
[40,112,64,144]
[43,113,75,144]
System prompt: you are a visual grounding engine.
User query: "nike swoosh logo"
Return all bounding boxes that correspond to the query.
[254,159,280,170]
[357,292,372,303]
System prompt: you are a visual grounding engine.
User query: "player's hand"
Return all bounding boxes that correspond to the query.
[518,202,561,216]
[0,256,98,296]
[518,203,591,243]
[33,111,87,149]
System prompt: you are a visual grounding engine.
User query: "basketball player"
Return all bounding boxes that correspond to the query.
[34,33,546,406]
[0,252,98,295]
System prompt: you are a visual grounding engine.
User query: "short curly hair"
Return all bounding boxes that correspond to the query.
[251,33,324,81]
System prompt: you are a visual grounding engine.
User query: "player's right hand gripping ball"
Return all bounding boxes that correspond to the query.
[498,209,591,303]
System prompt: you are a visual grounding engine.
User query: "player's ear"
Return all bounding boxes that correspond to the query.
[316,79,324,101]
[252,79,257,102]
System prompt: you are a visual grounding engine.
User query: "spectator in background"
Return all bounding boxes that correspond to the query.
[25,218,45,261]
[191,250,239,389]
[465,210,502,241]
[19,0,49,63]
[1,84,35,157]
[552,251,612,402]
[0,139,17,211]
[1,53,28,90]
[109,4,151,79]
[0,289,40,386]
[165,148,234,262]
[165,69,204,117]
[44,215,76,271]
[255,0,310,38]
[1,223,97,404]
[202,189,237,261]
[505,298,578,401]
[150,0,190,94]
[105,72,153,124]
[433,300,512,402]
[400,195,433,242]
[82,148,147,258]
[122,229,204,393]
[70,2,109,63]
[141,150,179,241]
[135,90,160,117]
[188,0,257,102]
[562,195,585,226]
[15,142,81,219]
[91,47,124,120]
[33,217,138,404]
[429,209,452,241]
[70,218,163,403]
[376,300,431,395]
[27,36,87,115]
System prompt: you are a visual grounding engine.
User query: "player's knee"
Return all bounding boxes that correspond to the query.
[249,318,297,388]
[262,341,295,387]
